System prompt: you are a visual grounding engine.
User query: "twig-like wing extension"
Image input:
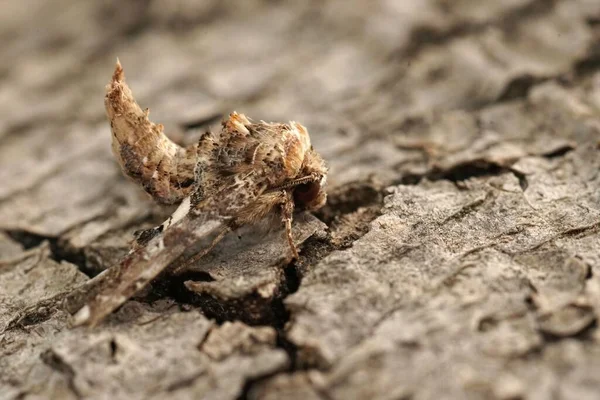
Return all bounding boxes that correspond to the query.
[66,216,225,327]
[105,60,198,204]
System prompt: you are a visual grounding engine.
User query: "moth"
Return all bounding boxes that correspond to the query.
[69,61,327,326]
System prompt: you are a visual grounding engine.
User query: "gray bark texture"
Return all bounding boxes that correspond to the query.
[2,1,600,399]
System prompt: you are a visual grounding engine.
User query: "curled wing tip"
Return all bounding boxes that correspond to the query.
[105,61,138,119]
[113,58,124,83]
[104,64,196,205]
[105,58,125,101]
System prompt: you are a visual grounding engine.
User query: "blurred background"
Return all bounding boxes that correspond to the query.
[2,2,600,399]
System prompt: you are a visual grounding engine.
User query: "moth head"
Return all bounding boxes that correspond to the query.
[293,148,328,211]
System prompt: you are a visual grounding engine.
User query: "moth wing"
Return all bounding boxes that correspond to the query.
[198,113,311,217]
[105,61,199,205]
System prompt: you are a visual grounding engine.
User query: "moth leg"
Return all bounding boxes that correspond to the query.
[134,196,193,247]
[281,194,299,259]
[217,189,299,258]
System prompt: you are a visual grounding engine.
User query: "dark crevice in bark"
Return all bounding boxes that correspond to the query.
[315,180,384,225]
[396,159,529,192]
[498,0,560,30]
[283,262,301,294]
[4,229,49,250]
[40,349,82,399]
[402,24,476,58]
[541,144,575,159]
[495,43,600,105]
[149,270,216,312]
[511,169,529,192]
[151,256,303,327]
[109,338,119,359]
[496,74,549,102]
[428,160,507,182]
[585,263,594,280]
[236,366,288,400]
[4,229,89,276]
[315,180,385,249]
[539,318,598,343]
[574,52,600,78]
[587,16,600,26]
[560,221,600,239]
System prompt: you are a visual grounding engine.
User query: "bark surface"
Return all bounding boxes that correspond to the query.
[1,1,600,399]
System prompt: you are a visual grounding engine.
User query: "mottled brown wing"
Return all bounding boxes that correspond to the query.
[194,112,312,217]
[105,61,199,205]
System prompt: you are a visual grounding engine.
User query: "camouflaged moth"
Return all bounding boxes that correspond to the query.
[70,61,327,326]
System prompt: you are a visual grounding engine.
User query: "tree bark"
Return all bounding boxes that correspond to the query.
[1,1,600,399]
